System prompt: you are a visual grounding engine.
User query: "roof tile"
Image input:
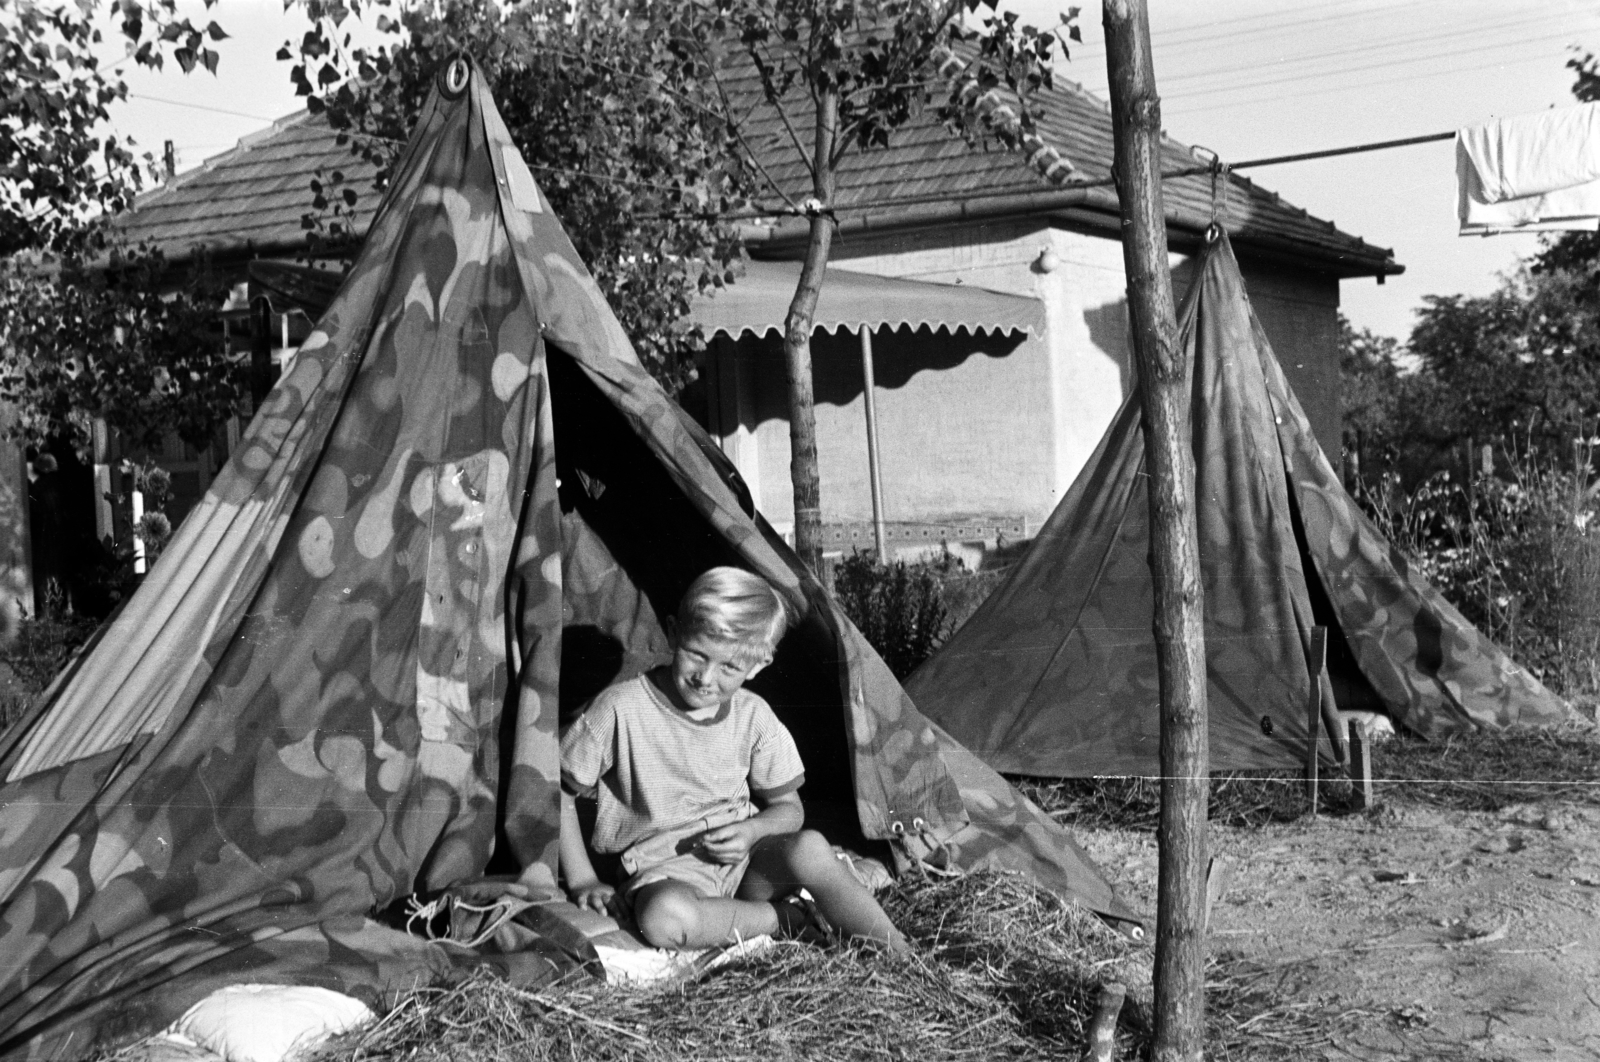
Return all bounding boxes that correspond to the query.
[114,54,1398,276]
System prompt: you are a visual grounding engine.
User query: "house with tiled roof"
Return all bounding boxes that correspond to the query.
[94,53,1400,574]
[683,53,1399,556]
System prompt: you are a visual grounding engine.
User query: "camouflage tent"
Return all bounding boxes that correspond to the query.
[0,58,1135,1059]
[906,234,1569,778]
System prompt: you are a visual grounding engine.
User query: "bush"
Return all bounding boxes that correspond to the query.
[1351,437,1600,699]
[0,603,100,732]
[833,551,961,679]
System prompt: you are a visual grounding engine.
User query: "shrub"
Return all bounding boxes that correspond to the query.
[833,551,961,679]
[0,599,100,732]
[1351,437,1600,699]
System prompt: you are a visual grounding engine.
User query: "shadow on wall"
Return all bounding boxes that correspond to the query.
[1082,298,1133,398]
[1078,258,1203,401]
[805,325,1029,410]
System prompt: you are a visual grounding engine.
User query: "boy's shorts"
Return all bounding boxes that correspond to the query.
[615,819,751,899]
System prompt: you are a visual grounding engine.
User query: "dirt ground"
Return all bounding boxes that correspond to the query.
[1079,799,1600,1061]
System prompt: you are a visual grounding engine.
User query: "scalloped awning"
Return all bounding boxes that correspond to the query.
[690,259,1045,340]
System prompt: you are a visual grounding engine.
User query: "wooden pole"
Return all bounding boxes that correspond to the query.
[250,296,275,410]
[781,87,839,581]
[1102,4,1208,1060]
[1348,719,1374,810]
[1082,982,1128,1062]
[858,326,889,559]
[1303,626,1327,815]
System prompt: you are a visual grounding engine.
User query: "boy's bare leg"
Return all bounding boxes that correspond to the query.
[740,829,908,952]
[631,879,781,950]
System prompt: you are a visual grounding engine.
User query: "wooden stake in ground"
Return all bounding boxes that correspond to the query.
[1082,981,1127,1062]
[1102,3,1210,1060]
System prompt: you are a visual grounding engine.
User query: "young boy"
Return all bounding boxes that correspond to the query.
[555,566,907,952]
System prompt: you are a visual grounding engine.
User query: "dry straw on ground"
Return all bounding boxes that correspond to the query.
[290,869,1349,1062]
[305,871,1149,1062]
[1017,773,1325,833]
[1370,722,1600,812]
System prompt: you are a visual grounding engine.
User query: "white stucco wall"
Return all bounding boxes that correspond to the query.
[825,221,1159,508]
[705,219,1343,542]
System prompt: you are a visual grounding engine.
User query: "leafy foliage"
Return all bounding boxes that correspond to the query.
[0,0,228,257]
[834,550,960,679]
[1338,313,1406,482]
[1352,441,1600,698]
[0,608,99,719]
[0,249,247,460]
[1334,51,1600,700]
[1348,267,1600,495]
[1411,275,1600,449]
[281,0,753,394]
[709,0,1078,168]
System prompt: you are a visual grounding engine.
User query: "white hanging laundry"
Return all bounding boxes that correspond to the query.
[1457,102,1600,235]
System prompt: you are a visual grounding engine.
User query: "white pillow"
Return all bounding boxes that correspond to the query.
[168,984,374,1062]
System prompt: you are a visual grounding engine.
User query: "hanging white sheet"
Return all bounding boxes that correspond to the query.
[1457,102,1600,235]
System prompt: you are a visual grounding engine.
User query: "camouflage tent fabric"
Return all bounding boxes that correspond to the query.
[906,234,1570,778]
[0,58,1133,1060]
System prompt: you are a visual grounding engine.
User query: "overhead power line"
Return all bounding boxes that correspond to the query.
[1151,7,1583,92]
[124,92,277,123]
[1068,0,1443,59]
[1166,45,1584,118]
[1160,26,1587,104]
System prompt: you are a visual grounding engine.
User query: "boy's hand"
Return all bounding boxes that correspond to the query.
[570,880,620,918]
[698,820,761,864]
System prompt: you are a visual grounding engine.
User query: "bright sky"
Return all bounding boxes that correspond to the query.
[104,0,1600,343]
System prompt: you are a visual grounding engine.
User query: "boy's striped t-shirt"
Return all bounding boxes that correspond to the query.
[560,672,806,854]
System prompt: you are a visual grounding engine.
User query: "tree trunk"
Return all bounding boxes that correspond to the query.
[1102,4,1209,1061]
[782,88,838,580]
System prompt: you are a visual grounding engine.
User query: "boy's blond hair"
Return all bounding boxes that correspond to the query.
[676,567,790,666]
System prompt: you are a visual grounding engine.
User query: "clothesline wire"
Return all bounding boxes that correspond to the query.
[631,126,1465,217]
[326,124,1459,220]
[1067,129,1458,190]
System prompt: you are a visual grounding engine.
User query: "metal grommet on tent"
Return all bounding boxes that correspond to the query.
[912,818,959,878]
[440,54,471,98]
[889,820,906,836]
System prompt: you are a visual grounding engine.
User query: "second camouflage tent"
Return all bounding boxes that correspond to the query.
[906,234,1569,778]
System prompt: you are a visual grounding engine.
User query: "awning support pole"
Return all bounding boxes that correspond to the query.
[858,325,888,559]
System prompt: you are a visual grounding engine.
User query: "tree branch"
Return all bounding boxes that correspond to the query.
[706,58,804,212]
[751,42,819,186]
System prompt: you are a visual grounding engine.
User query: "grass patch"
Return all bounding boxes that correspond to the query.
[1370,722,1600,812]
[1014,773,1340,833]
[0,612,100,732]
[1013,721,1600,832]
[293,870,1335,1062]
